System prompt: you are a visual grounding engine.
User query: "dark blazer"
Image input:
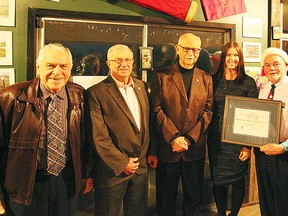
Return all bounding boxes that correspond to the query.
[86,75,150,188]
[150,63,213,162]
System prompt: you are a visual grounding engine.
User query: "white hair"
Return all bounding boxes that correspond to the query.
[261,47,288,67]
[107,44,133,60]
[36,43,73,66]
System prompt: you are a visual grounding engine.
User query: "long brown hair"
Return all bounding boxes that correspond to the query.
[214,41,246,85]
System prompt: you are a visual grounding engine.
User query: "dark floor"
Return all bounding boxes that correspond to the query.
[76,166,217,216]
[75,163,260,216]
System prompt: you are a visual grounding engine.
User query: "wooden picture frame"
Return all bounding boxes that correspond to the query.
[221,95,282,147]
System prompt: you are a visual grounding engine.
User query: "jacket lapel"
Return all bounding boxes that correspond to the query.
[105,76,139,129]
[171,66,188,102]
[188,69,200,105]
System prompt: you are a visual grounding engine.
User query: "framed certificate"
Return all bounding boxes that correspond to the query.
[221,95,282,147]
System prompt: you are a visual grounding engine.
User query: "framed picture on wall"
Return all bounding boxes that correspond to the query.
[242,17,262,38]
[0,68,15,90]
[140,47,153,70]
[245,66,261,81]
[0,31,13,65]
[0,0,16,26]
[281,39,288,55]
[281,3,288,37]
[243,42,261,63]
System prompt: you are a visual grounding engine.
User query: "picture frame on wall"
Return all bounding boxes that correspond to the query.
[0,0,16,26]
[245,66,261,81]
[242,17,262,38]
[139,47,153,70]
[281,39,288,55]
[0,31,13,65]
[0,68,15,90]
[243,42,261,63]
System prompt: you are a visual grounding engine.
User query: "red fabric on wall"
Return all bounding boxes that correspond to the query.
[201,0,246,21]
[126,0,198,23]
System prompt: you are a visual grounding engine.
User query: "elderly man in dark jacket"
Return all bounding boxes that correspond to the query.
[0,43,91,216]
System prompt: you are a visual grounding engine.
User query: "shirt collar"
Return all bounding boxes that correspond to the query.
[267,76,288,88]
[111,74,134,89]
[40,81,66,100]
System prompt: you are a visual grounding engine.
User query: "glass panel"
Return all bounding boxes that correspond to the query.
[148,26,225,69]
[44,19,143,77]
[34,16,234,86]
[147,25,227,82]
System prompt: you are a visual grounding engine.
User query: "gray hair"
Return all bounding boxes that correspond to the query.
[107,44,133,60]
[36,43,73,66]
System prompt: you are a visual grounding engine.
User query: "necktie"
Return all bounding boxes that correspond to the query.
[47,94,66,176]
[267,84,276,100]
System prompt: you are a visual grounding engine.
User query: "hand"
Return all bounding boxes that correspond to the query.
[148,155,158,168]
[260,143,285,156]
[82,178,93,194]
[0,200,5,215]
[124,157,139,175]
[171,136,190,153]
[239,147,251,161]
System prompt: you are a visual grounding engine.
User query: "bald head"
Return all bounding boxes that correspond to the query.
[178,33,201,46]
[176,33,201,69]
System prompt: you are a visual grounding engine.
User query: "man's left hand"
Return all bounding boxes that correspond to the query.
[260,143,285,156]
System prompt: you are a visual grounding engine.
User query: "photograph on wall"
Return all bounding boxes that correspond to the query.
[281,39,288,55]
[0,0,15,26]
[242,17,262,38]
[140,47,153,70]
[243,42,261,63]
[0,31,13,65]
[0,68,15,90]
[245,66,261,81]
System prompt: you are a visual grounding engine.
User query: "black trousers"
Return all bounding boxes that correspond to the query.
[94,173,148,216]
[156,158,205,216]
[255,150,288,216]
[7,162,77,216]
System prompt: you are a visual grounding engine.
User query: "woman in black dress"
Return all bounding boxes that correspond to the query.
[207,41,258,216]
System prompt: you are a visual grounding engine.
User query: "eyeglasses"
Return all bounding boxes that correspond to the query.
[264,62,282,69]
[178,45,201,54]
[108,58,134,64]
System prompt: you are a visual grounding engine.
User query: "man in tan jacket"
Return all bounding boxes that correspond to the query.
[149,33,213,216]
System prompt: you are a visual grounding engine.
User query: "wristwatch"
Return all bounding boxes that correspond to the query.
[281,142,288,152]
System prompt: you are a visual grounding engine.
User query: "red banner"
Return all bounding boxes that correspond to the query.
[126,0,198,23]
[201,0,246,21]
